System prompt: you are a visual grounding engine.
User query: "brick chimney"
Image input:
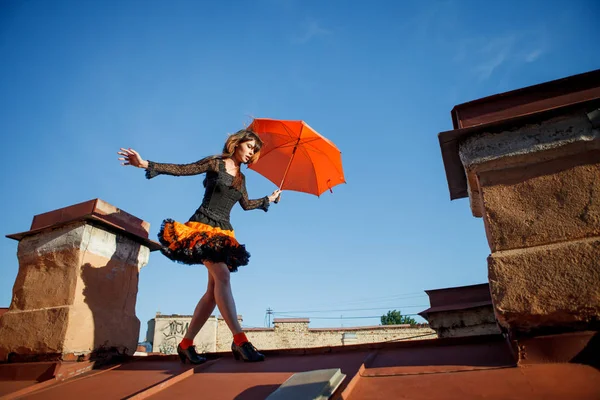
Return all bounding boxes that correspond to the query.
[439,70,600,337]
[0,199,160,361]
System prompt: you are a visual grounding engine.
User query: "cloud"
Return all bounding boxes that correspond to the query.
[525,49,543,62]
[472,35,516,81]
[292,20,331,44]
[453,31,547,81]
[473,53,508,81]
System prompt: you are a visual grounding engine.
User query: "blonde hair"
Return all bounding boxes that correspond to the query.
[222,129,263,165]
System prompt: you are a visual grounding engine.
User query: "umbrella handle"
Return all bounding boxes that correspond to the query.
[274,137,300,205]
[274,185,283,203]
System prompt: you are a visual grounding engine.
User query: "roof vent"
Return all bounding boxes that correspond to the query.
[266,368,346,400]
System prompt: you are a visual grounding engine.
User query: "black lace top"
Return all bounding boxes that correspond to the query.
[145,157,269,231]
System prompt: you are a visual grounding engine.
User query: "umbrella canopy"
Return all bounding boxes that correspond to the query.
[248,118,345,197]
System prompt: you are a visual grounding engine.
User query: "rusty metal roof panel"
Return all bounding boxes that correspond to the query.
[518,331,599,366]
[343,363,600,400]
[419,301,493,318]
[419,283,493,318]
[17,360,195,400]
[2,333,599,399]
[5,199,162,251]
[148,351,369,400]
[425,283,492,308]
[451,69,600,129]
[360,337,515,376]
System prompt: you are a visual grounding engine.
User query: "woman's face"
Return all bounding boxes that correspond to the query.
[234,139,256,164]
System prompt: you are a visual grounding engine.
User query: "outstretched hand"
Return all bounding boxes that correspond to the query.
[268,189,282,203]
[117,148,148,169]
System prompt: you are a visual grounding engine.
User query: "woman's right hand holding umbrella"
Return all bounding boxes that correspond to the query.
[118,148,148,169]
[268,189,282,203]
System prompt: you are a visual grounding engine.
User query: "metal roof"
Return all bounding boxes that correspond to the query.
[5,198,161,251]
[1,332,598,399]
[419,283,493,318]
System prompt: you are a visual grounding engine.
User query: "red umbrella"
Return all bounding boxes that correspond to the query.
[248,119,345,198]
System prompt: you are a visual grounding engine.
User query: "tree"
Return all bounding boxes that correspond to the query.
[381,310,417,326]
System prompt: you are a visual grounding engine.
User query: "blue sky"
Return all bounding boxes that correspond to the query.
[1,0,599,340]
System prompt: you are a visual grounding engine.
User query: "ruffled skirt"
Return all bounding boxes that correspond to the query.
[158,218,250,272]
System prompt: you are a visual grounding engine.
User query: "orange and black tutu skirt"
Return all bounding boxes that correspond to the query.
[158,219,250,272]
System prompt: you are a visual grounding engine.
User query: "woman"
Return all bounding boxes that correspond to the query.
[118,129,281,364]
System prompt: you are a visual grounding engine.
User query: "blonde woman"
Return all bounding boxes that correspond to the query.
[118,129,280,364]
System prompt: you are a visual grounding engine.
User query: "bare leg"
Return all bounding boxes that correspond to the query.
[183,272,216,340]
[204,260,243,335]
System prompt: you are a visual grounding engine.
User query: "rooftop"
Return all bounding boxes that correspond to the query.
[1,332,598,399]
[2,70,599,399]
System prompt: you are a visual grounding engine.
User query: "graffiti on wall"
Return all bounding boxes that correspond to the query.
[156,319,210,354]
[158,320,189,354]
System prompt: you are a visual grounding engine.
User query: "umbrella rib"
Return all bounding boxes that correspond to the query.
[270,138,343,185]
[298,142,330,156]
[297,144,320,195]
[299,141,344,178]
[258,134,298,160]
[263,139,319,155]
[266,138,334,155]
[300,143,345,185]
[279,120,297,139]
[297,140,341,163]
[305,145,345,178]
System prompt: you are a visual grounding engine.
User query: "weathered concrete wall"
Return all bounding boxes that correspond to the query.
[151,315,435,354]
[460,113,599,218]
[153,315,218,354]
[243,324,436,352]
[216,316,244,351]
[426,306,501,338]
[488,239,600,331]
[458,111,600,334]
[0,221,150,360]
[478,153,600,252]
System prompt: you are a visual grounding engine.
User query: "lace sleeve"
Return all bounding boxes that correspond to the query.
[239,174,269,212]
[145,157,218,179]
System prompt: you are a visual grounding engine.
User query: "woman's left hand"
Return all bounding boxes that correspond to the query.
[268,189,282,203]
